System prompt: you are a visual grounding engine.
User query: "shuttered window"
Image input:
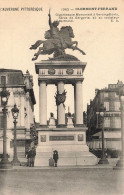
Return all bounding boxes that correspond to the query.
[115,117,121,128]
[104,117,110,127]
[114,102,120,111]
[1,76,6,86]
[104,102,109,111]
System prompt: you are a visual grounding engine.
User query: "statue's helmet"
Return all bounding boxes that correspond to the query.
[52,21,59,27]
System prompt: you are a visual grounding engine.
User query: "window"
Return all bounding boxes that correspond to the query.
[104,93,108,98]
[0,115,4,129]
[1,76,6,86]
[104,102,109,111]
[114,102,120,111]
[115,117,121,128]
[104,117,110,127]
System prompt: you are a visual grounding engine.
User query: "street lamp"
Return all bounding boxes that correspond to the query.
[114,81,124,169]
[0,85,12,168]
[96,104,109,164]
[11,104,20,166]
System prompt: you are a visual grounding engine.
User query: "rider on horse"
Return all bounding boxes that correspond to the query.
[30,10,86,60]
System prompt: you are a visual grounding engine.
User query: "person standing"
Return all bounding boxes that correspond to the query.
[27,147,32,167]
[30,147,36,167]
[53,150,59,167]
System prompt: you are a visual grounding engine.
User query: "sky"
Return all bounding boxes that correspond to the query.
[0,0,124,122]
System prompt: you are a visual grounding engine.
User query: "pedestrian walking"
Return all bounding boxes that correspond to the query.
[53,150,59,167]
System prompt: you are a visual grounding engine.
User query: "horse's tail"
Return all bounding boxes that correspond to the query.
[74,46,86,55]
[30,40,43,50]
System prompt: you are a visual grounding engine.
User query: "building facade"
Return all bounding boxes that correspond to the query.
[0,69,36,163]
[87,81,123,156]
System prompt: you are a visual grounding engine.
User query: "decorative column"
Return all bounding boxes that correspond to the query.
[39,81,47,126]
[96,104,109,164]
[0,86,12,169]
[56,81,66,126]
[120,96,124,164]
[114,81,124,169]
[75,81,83,126]
[26,92,30,129]
[11,104,20,166]
[20,92,25,127]
[115,96,124,168]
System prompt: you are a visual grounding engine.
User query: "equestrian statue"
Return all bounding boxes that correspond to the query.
[30,10,86,61]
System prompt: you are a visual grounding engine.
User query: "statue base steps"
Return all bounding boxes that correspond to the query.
[35,146,97,166]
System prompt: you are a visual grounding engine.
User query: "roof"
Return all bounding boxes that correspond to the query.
[0,68,23,73]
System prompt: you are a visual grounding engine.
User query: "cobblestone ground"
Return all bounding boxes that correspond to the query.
[0,168,123,195]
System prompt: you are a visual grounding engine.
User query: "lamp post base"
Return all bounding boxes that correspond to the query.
[0,159,12,169]
[98,157,109,164]
[11,159,21,166]
[113,156,124,170]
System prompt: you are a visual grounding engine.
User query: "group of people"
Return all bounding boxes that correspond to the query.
[26,147,59,167]
[26,147,36,167]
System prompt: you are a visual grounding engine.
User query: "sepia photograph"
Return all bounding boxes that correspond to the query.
[0,0,124,195]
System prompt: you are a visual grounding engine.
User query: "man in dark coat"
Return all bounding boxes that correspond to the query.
[27,147,32,167]
[30,147,36,167]
[53,150,59,167]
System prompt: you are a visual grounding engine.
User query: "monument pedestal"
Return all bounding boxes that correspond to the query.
[35,60,97,166]
[35,127,97,166]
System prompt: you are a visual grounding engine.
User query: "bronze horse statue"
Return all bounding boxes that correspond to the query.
[30,26,85,61]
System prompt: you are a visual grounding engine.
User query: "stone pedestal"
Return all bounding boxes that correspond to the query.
[35,127,97,166]
[67,117,74,128]
[48,115,56,128]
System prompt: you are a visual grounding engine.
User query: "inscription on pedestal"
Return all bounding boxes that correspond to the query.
[49,135,74,141]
